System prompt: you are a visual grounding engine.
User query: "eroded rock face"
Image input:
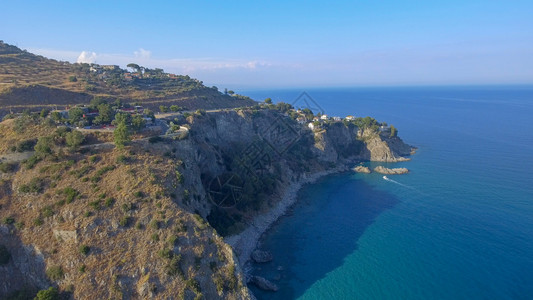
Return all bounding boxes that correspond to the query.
[250,276,278,292]
[374,166,409,174]
[251,250,273,263]
[358,129,415,162]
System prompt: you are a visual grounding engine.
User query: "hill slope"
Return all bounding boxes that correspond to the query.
[0,41,255,116]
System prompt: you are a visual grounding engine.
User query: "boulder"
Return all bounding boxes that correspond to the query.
[252,250,273,263]
[251,276,278,292]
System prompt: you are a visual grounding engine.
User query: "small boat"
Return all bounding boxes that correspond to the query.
[383,176,388,180]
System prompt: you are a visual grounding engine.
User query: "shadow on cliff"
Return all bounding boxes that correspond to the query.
[249,173,400,300]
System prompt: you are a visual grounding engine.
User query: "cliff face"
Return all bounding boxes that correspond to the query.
[310,122,413,163]
[0,108,413,299]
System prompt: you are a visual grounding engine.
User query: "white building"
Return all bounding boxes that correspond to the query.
[320,114,329,120]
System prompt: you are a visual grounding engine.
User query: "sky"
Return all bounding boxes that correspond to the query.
[1,0,533,89]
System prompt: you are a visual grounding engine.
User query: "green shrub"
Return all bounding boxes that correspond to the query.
[158,248,173,259]
[89,200,101,210]
[18,177,44,193]
[35,287,59,300]
[134,191,143,198]
[0,162,16,173]
[62,187,79,203]
[22,155,42,169]
[150,220,160,230]
[0,245,11,265]
[119,216,131,227]
[79,245,90,255]
[151,233,160,242]
[116,155,129,164]
[79,264,86,273]
[104,197,115,207]
[175,171,184,184]
[46,266,64,281]
[16,139,37,152]
[165,255,183,277]
[34,217,44,226]
[42,206,54,218]
[2,216,15,225]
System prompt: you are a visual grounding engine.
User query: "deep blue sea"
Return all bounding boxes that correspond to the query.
[242,86,533,299]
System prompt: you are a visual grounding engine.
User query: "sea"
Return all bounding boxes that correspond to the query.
[242,86,533,300]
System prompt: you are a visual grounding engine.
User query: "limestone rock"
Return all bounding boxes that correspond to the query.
[353,166,371,173]
[374,166,409,175]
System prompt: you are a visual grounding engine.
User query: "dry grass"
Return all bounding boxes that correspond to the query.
[0,119,249,299]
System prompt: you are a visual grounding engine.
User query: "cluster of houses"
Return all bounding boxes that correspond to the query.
[291,109,356,130]
[123,72,179,81]
[291,109,390,132]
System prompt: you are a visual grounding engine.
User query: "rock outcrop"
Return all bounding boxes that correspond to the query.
[251,250,273,263]
[374,166,409,174]
[353,165,371,173]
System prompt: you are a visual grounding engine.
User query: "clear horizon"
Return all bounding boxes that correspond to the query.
[2,0,532,89]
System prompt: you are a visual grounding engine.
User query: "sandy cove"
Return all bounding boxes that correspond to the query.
[225,165,349,267]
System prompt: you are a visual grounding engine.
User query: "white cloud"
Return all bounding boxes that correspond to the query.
[76,51,97,63]
[134,48,151,59]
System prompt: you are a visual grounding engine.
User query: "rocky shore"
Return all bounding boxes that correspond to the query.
[225,166,348,267]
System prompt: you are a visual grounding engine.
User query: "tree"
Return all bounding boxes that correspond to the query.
[65,130,85,150]
[264,98,272,104]
[51,111,62,122]
[40,109,50,118]
[94,103,114,125]
[68,107,84,123]
[390,125,398,137]
[131,114,146,132]
[90,97,107,109]
[114,121,130,149]
[159,105,169,113]
[113,112,131,126]
[127,63,141,73]
[143,109,155,121]
[35,287,59,300]
[170,105,182,112]
[34,136,53,157]
[227,90,235,95]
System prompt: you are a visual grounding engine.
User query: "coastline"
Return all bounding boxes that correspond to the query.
[225,165,350,268]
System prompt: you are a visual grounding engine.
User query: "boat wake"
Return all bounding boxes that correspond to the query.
[383,176,426,195]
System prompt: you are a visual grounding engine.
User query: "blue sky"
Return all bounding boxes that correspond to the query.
[1,0,532,88]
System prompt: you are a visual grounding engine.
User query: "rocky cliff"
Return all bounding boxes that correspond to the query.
[0,107,413,299]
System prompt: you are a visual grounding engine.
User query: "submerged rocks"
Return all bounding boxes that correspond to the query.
[252,250,273,263]
[353,165,371,173]
[374,166,409,175]
[251,276,279,292]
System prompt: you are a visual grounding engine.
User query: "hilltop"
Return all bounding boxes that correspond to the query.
[0,41,255,117]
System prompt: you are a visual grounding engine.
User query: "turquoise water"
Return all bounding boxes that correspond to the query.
[244,86,533,299]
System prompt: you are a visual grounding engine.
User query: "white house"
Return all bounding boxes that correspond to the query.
[308,122,315,130]
[320,114,329,120]
[345,115,355,121]
[332,116,342,122]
